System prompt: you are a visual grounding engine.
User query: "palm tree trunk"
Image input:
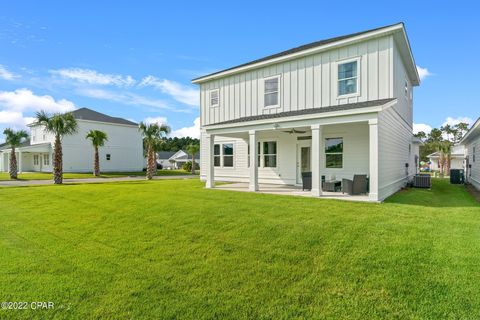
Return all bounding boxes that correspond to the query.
[191,155,195,174]
[94,146,100,177]
[9,146,17,179]
[146,145,154,180]
[53,135,63,184]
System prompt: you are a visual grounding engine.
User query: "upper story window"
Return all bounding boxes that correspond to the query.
[474,146,476,163]
[264,76,280,108]
[210,89,219,107]
[338,60,358,96]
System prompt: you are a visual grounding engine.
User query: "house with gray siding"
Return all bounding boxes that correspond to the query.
[192,23,420,201]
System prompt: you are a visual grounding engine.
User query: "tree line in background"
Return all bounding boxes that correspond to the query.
[414,122,469,176]
[157,137,200,152]
[3,110,200,182]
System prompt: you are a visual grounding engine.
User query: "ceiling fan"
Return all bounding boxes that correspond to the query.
[283,128,307,134]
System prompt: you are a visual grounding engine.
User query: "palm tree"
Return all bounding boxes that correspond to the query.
[36,111,78,184]
[438,141,452,177]
[85,130,108,177]
[2,128,29,179]
[139,122,170,180]
[186,143,200,174]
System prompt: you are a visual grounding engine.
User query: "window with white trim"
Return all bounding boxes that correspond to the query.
[264,76,279,107]
[247,141,277,168]
[43,154,50,166]
[338,61,358,96]
[325,138,343,168]
[34,155,39,165]
[213,144,221,167]
[404,79,409,98]
[106,154,111,161]
[223,144,234,167]
[474,146,476,163]
[210,89,219,107]
[213,143,234,167]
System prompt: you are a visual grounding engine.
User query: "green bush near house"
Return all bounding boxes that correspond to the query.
[0,179,479,319]
[182,160,200,172]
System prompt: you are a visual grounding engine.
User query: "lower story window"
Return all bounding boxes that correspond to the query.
[34,155,39,165]
[214,144,221,167]
[263,141,277,167]
[43,154,50,166]
[223,144,234,167]
[325,138,343,168]
[247,141,277,168]
[214,143,234,167]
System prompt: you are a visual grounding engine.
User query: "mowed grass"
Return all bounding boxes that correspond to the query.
[0,179,479,319]
[0,169,195,181]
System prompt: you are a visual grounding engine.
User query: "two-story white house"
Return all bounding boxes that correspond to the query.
[0,108,144,173]
[193,23,420,202]
[460,118,480,189]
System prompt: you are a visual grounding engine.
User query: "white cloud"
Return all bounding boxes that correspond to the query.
[0,65,18,80]
[77,88,171,110]
[51,68,136,87]
[172,117,200,138]
[416,66,432,81]
[0,111,34,127]
[0,88,76,113]
[143,116,168,126]
[442,116,474,127]
[140,76,198,106]
[413,123,432,134]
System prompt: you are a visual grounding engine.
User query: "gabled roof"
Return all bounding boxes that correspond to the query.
[0,140,31,151]
[459,117,480,144]
[206,98,395,127]
[157,151,177,159]
[70,108,137,126]
[192,22,419,86]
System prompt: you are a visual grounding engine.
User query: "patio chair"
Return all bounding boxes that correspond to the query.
[342,174,368,195]
[301,172,312,191]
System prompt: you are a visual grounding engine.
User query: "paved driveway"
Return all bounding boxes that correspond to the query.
[0,175,198,187]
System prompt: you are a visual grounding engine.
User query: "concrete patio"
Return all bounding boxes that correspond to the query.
[214,182,372,202]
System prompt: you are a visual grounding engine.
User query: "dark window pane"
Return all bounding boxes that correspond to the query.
[338,79,357,95]
[265,78,278,93]
[338,61,357,80]
[214,156,220,167]
[223,156,233,167]
[263,141,277,155]
[214,144,220,155]
[325,138,343,153]
[223,143,234,155]
[264,155,277,167]
[325,154,343,168]
[265,93,278,106]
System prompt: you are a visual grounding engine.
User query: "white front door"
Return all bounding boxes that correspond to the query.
[296,140,312,184]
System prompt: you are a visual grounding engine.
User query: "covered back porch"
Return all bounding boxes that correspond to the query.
[202,110,380,202]
[0,143,52,173]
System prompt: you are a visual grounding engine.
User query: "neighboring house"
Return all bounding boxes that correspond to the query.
[157,151,177,169]
[0,108,144,173]
[157,150,200,169]
[460,118,480,189]
[193,23,420,202]
[427,144,465,172]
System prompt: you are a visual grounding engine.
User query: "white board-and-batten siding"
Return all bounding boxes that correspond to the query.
[200,35,395,126]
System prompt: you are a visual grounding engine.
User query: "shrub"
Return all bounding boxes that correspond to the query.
[182,161,199,172]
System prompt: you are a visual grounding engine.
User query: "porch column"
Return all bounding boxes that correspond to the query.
[205,133,215,188]
[369,119,379,201]
[18,151,22,173]
[311,124,323,197]
[249,130,259,191]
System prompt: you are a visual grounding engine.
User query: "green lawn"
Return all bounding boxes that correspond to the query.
[0,179,479,319]
[0,169,195,181]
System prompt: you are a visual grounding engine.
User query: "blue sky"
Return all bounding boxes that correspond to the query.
[0,1,479,142]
